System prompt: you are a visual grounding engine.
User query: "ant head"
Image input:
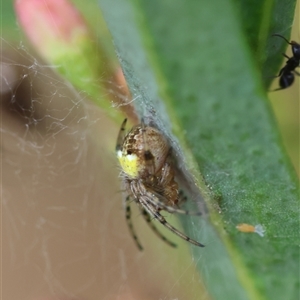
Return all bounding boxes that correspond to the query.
[272,34,300,60]
[290,41,300,59]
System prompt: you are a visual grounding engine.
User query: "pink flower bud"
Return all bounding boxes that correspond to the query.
[14,0,134,122]
[15,0,90,59]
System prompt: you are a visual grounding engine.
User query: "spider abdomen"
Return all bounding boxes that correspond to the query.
[117,124,170,178]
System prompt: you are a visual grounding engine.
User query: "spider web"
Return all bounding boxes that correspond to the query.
[1,35,209,300]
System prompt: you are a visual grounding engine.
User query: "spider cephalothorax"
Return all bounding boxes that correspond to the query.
[116,119,204,250]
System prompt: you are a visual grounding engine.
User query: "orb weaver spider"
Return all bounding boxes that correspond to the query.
[116,119,204,250]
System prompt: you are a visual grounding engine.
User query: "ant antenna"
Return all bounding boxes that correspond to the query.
[272,34,291,45]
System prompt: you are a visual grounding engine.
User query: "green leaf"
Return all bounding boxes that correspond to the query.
[98,0,299,299]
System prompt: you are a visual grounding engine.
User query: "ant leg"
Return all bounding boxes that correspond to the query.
[294,70,300,76]
[282,53,290,60]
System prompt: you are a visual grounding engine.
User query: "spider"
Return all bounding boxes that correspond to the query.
[116,118,204,250]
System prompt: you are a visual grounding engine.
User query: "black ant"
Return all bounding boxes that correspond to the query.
[272,34,300,91]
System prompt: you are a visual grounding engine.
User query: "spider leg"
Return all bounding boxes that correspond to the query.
[144,191,202,216]
[124,196,143,250]
[178,190,188,205]
[141,199,205,247]
[139,207,177,248]
[116,119,127,152]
